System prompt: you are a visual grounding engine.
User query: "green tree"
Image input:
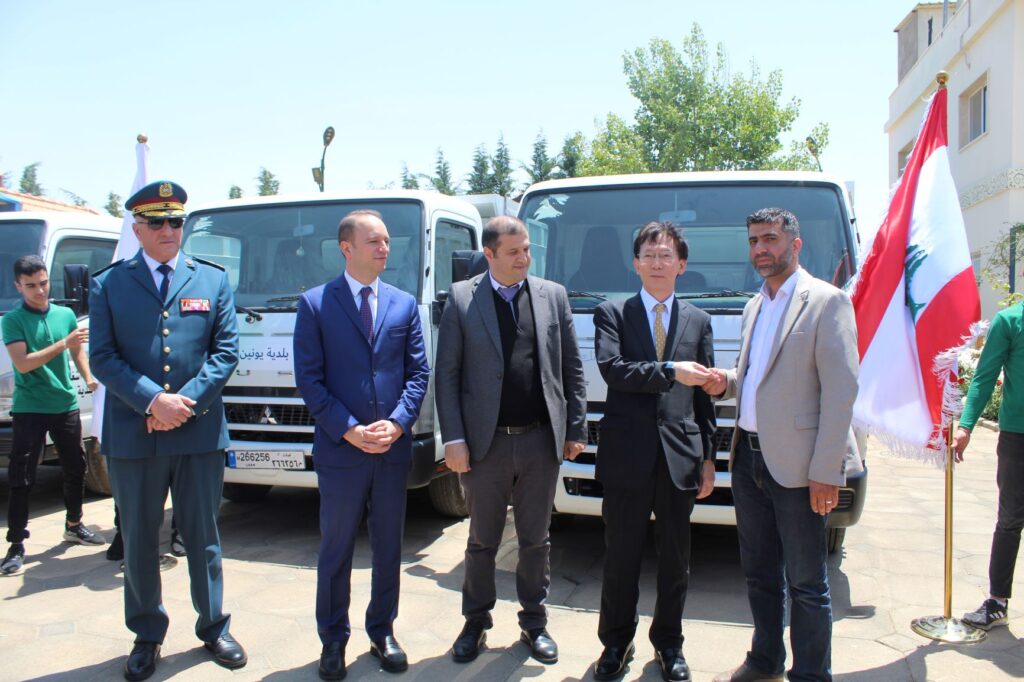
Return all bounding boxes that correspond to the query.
[400,163,420,189]
[523,132,558,185]
[490,134,514,195]
[982,223,1024,308]
[426,148,457,195]
[228,185,243,199]
[60,189,89,207]
[20,162,43,196]
[256,168,280,196]
[584,27,828,174]
[466,145,491,194]
[105,192,124,218]
[556,132,588,178]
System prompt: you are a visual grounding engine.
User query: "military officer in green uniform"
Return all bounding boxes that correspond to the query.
[89,181,245,681]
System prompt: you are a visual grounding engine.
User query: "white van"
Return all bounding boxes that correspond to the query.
[179,191,513,515]
[517,172,867,552]
[0,211,121,493]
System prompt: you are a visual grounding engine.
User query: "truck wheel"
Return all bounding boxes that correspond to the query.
[83,438,112,496]
[428,473,468,517]
[827,527,846,555]
[222,483,272,503]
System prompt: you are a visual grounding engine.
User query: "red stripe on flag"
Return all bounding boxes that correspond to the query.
[913,266,981,436]
[852,88,949,359]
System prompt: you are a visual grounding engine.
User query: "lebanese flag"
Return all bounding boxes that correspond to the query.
[850,81,981,462]
[90,136,149,441]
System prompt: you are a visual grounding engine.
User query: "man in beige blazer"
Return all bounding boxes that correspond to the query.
[704,208,858,682]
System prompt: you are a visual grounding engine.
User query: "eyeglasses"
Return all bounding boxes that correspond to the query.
[137,217,184,230]
[638,252,679,264]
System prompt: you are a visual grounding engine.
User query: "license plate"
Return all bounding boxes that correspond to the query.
[227,449,305,470]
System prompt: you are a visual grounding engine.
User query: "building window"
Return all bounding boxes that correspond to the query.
[959,75,988,147]
[897,140,915,178]
[971,251,982,287]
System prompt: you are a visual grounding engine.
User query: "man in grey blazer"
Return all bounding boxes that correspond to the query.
[435,216,587,665]
[704,208,858,682]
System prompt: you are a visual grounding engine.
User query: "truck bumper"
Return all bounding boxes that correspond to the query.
[223,432,441,490]
[554,457,868,529]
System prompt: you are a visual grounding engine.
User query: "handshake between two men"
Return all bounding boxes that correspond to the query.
[673,361,726,395]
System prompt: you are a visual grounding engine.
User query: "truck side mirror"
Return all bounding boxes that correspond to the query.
[63,264,91,317]
[432,291,449,326]
[451,250,488,283]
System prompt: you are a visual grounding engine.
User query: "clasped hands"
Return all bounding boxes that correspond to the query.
[344,420,403,454]
[672,361,727,396]
[146,392,197,433]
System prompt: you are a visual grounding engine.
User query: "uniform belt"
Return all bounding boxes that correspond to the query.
[496,421,542,435]
[739,428,761,452]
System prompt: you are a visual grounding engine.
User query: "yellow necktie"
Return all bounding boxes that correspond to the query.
[654,302,667,359]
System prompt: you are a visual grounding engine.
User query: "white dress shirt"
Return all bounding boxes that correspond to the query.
[344,270,379,326]
[140,251,180,292]
[738,268,804,433]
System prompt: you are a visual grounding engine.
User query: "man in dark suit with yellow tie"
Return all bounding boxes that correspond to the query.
[90,181,244,681]
[592,221,716,682]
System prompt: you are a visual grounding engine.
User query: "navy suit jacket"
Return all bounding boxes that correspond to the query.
[293,274,429,468]
[89,249,239,458]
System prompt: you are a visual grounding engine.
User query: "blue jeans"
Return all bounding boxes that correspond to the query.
[732,437,831,682]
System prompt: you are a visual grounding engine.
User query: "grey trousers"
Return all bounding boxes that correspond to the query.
[459,425,559,630]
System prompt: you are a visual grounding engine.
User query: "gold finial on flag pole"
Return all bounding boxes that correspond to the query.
[936,71,949,89]
[137,134,148,144]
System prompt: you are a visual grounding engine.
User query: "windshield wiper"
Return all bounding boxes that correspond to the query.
[266,294,301,303]
[677,289,754,300]
[236,304,263,322]
[567,290,607,301]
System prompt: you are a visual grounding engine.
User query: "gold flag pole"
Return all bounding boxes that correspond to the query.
[910,420,984,642]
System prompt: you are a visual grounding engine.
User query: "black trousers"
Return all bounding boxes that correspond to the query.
[990,430,1024,599]
[6,410,86,543]
[599,450,697,649]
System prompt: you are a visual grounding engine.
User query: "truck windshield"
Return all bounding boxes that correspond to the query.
[519,183,855,310]
[182,201,423,310]
[0,221,45,313]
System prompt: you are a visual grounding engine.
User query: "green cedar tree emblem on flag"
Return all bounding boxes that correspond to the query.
[905,244,928,322]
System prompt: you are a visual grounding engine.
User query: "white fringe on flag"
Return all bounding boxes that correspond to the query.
[854,320,988,466]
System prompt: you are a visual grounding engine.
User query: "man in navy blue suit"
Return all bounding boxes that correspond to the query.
[90,181,244,681]
[294,209,430,680]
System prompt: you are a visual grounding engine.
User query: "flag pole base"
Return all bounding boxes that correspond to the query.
[911,615,987,643]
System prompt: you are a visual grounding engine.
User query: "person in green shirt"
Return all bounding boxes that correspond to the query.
[0,255,103,576]
[955,301,1024,630]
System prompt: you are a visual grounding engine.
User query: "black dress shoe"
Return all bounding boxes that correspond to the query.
[520,627,558,664]
[593,642,635,681]
[370,635,408,673]
[204,633,247,669]
[319,641,347,680]
[655,648,691,681]
[451,621,487,663]
[106,531,124,561]
[124,641,160,682]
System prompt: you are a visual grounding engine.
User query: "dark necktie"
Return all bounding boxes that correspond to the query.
[157,263,173,302]
[359,286,374,342]
[498,284,518,321]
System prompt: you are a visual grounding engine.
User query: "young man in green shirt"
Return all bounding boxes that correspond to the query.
[955,301,1024,630]
[1,255,103,576]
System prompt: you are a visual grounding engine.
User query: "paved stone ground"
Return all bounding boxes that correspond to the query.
[1,426,1022,681]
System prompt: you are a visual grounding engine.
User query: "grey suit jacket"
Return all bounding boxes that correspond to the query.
[721,270,859,487]
[434,273,587,461]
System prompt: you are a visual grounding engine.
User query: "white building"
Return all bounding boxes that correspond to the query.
[887,0,1024,318]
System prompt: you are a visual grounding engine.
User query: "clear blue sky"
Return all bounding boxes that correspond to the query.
[1,0,914,228]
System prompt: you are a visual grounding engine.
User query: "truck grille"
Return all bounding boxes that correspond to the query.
[586,420,735,453]
[225,403,314,427]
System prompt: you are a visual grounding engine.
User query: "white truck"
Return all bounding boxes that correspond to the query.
[516,171,867,552]
[178,190,514,515]
[0,211,121,493]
